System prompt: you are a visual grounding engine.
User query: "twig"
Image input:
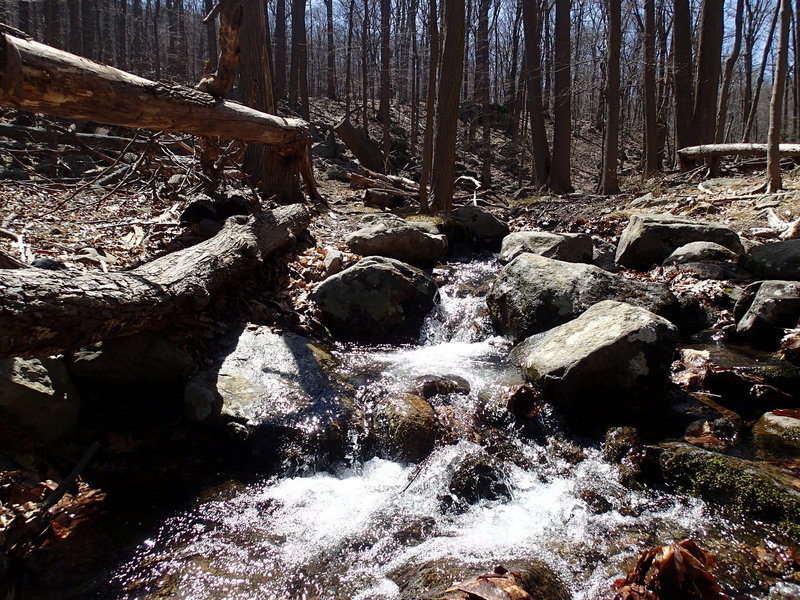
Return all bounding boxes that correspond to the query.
[40,442,101,511]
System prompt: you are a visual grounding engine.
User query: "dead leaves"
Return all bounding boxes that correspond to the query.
[434,566,535,600]
[612,539,731,600]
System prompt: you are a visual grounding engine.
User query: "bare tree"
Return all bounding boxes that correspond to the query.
[522,0,550,187]
[380,0,391,170]
[418,0,439,213]
[598,0,621,194]
[325,0,337,99]
[548,0,573,193]
[477,0,491,186]
[274,0,287,101]
[643,0,659,176]
[767,0,792,192]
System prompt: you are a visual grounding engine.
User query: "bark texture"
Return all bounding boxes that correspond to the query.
[767,0,792,192]
[678,143,800,159]
[0,205,311,358]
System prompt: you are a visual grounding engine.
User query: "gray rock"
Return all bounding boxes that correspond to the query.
[753,411,800,457]
[447,450,510,505]
[664,241,740,265]
[616,214,744,270]
[514,300,678,412]
[373,393,436,463]
[185,327,350,466]
[747,239,800,280]
[346,213,447,265]
[451,205,510,250]
[0,357,82,443]
[736,280,800,345]
[323,248,344,277]
[311,141,336,159]
[68,333,193,384]
[499,231,593,264]
[487,253,679,342]
[312,256,439,342]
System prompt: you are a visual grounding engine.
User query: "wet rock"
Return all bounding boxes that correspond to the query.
[0,357,82,443]
[658,442,800,534]
[451,205,510,251]
[579,489,613,514]
[68,332,193,384]
[392,558,570,600]
[414,374,471,399]
[499,231,593,264]
[31,257,67,271]
[312,256,439,342]
[603,426,640,463]
[447,450,510,506]
[753,411,800,457]
[615,214,744,270]
[488,254,679,342]
[346,213,447,265]
[735,281,800,346]
[664,241,740,265]
[514,301,678,421]
[373,393,436,463]
[747,239,800,280]
[185,327,350,468]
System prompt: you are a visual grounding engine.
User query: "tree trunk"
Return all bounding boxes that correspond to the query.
[522,0,550,187]
[767,0,792,192]
[548,0,572,193]
[598,0,620,194]
[274,0,287,101]
[672,0,694,160]
[477,0,491,186]
[677,143,800,160]
[691,0,724,153]
[204,0,218,68]
[429,0,465,212]
[418,0,439,213]
[380,0,391,171]
[0,205,311,359]
[325,0,337,99]
[196,0,244,98]
[643,0,658,176]
[345,0,355,116]
[334,117,385,173]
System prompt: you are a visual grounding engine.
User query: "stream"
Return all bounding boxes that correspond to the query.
[104,258,798,600]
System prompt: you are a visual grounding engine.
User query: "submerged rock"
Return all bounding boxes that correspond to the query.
[488,254,678,342]
[313,256,439,342]
[413,374,471,399]
[658,442,800,534]
[514,301,678,420]
[735,280,800,346]
[747,239,800,280]
[446,449,510,506]
[616,214,744,270]
[346,213,448,266]
[0,357,82,443]
[184,327,350,468]
[753,410,800,458]
[499,230,593,264]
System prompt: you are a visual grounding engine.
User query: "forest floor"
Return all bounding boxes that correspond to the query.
[0,98,799,596]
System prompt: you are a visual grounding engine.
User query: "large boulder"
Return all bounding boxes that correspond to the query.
[514,301,678,416]
[312,256,439,342]
[735,281,800,346]
[451,205,510,250]
[68,332,193,384]
[499,231,593,264]
[0,357,82,443]
[346,214,448,266]
[663,241,740,265]
[747,239,800,280]
[184,327,350,467]
[616,214,744,270]
[372,393,436,463]
[487,253,678,342]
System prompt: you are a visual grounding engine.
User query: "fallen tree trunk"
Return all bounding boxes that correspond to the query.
[0,204,310,358]
[334,118,386,173]
[678,143,800,160]
[0,31,318,198]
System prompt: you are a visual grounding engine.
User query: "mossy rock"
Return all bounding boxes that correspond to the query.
[659,442,800,536]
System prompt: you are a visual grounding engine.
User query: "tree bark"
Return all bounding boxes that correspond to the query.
[274,0,287,101]
[334,117,385,173]
[196,0,244,99]
[380,0,391,171]
[429,0,466,212]
[325,0,337,99]
[643,0,659,176]
[767,0,792,192]
[598,0,621,194]
[522,0,550,187]
[672,0,694,159]
[477,0,491,186]
[691,0,724,150]
[0,205,311,359]
[418,0,439,213]
[743,2,780,142]
[548,0,572,193]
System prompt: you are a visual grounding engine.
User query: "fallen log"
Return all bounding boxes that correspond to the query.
[0,204,310,358]
[678,143,800,160]
[333,118,386,173]
[0,31,318,198]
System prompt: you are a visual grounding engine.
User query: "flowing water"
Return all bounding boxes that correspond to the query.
[107,259,799,600]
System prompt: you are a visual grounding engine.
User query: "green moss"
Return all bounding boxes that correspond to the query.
[660,445,800,533]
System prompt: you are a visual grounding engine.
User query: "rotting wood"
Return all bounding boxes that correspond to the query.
[195,0,243,98]
[333,117,386,173]
[0,32,318,198]
[0,204,310,358]
[678,143,800,160]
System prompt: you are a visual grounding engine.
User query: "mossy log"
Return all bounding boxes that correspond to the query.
[0,205,310,358]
